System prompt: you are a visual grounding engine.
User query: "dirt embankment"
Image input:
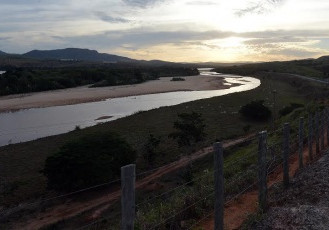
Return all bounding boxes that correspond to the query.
[254,150,329,229]
[200,135,329,230]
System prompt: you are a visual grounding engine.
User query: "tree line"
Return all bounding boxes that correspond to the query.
[0,66,199,96]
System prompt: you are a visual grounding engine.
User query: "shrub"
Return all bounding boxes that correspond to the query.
[279,103,304,117]
[169,112,206,146]
[239,100,271,121]
[43,132,136,191]
[143,134,161,167]
[243,124,251,133]
[171,77,185,81]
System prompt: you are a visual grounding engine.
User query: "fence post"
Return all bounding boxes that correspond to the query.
[121,164,136,230]
[326,108,329,146]
[214,142,224,230]
[321,111,325,150]
[258,131,267,211]
[315,112,320,154]
[283,123,290,188]
[308,113,313,161]
[298,117,304,169]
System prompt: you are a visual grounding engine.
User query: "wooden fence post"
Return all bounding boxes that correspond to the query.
[321,111,325,150]
[283,123,290,188]
[214,142,224,230]
[121,164,136,230]
[298,117,304,169]
[308,113,313,161]
[258,131,267,211]
[315,112,320,154]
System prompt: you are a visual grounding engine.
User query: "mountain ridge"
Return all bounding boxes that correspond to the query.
[0,50,7,56]
[23,48,135,63]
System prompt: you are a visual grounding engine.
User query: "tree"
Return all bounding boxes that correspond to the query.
[143,134,161,167]
[43,132,136,191]
[169,112,206,146]
[239,100,271,121]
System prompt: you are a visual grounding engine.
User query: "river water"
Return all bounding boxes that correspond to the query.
[0,70,260,146]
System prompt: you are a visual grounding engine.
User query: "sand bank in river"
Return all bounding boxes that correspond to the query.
[0,75,237,112]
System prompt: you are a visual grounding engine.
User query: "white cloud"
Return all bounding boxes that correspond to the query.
[0,0,329,61]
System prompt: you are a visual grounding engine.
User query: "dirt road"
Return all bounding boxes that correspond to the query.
[11,134,255,230]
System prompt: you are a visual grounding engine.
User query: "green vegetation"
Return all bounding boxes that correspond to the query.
[279,103,304,117]
[239,100,272,121]
[1,72,318,207]
[0,67,198,96]
[214,56,329,79]
[169,112,206,146]
[43,132,136,191]
[171,77,186,81]
[1,71,328,228]
[142,134,161,167]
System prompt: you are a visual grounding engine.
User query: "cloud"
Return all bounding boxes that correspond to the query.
[121,0,166,8]
[186,1,218,6]
[0,37,11,41]
[268,48,321,58]
[95,11,130,23]
[235,0,285,17]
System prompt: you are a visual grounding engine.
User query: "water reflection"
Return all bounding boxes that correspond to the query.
[0,71,260,146]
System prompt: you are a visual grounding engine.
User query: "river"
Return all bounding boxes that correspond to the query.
[0,70,260,146]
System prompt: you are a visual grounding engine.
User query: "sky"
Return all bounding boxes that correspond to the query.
[0,0,329,62]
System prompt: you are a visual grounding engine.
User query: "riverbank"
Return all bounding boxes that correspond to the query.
[1,72,318,229]
[0,75,233,112]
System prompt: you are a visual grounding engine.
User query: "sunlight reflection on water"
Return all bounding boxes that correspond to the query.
[0,69,260,146]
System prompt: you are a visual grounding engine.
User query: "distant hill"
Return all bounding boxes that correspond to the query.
[213,55,329,79]
[23,48,135,63]
[0,50,7,56]
[316,56,329,64]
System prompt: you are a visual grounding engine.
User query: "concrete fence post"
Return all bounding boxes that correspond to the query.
[258,131,267,211]
[320,110,325,151]
[121,164,136,230]
[315,112,320,154]
[327,108,329,146]
[298,117,304,169]
[283,123,290,188]
[308,113,313,161]
[214,142,224,230]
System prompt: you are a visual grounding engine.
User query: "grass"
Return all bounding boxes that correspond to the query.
[0,71,327,228]
[0,72,318,206]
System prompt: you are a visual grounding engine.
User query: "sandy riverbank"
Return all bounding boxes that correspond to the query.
[0,75,237,112]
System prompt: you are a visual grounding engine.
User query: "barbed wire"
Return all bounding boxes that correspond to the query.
[136,169,214,208]
[225,180,258,206]
[0,178,121,217]
[187,210,213,230]
[148,190,215,230]
[75,212,119,230]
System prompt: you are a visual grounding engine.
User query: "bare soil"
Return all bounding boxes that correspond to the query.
[9,134,255,230]
[199,136,329,230]
[0,75,231,112]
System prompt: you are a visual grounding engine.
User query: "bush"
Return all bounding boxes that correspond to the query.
[43,132,136,191]
[239,100,271,121]
[279,103,304,117]
[171,77,185,81]
[169,112,206,146]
